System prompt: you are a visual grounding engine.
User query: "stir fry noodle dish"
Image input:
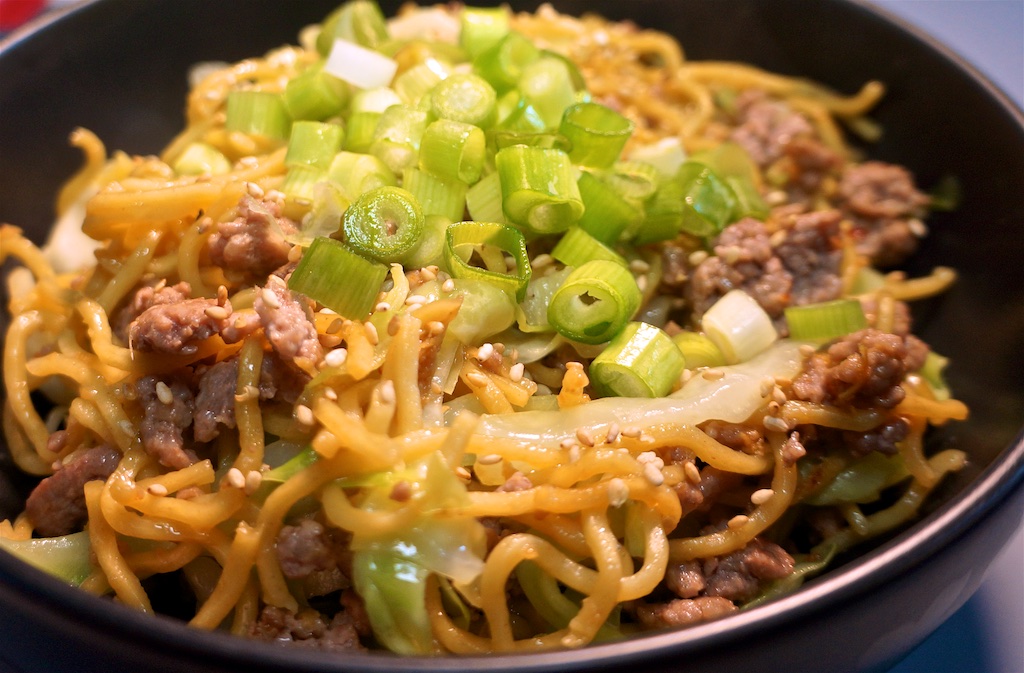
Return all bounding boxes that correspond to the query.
[0,1,968,655]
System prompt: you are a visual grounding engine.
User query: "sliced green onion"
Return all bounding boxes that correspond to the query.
[627,137,687,178]
[393,60,449,106]
[328,151,396,197]
[173,142,231,176]
[784,299,867,341]
[516,266,572,333]
[547,259,641,344]
[465,171,506,223]
[559,102,634,169]
[444,220,532,301]
[459,6,510,58]
[495,145,583,236]
[589,321,685,398]
[919,350,951,401]
[491,92,547,135]
[342,185,424,263]
[289,180,350,244]
[690,142,767,220]
[316,0,389,55]
[676,161,739,237]
[285,120,345,170]
[632,178,686,245]
[605,160,660,201]
[288,236,388,319]
[370,104,427,173]
[446,277,517,343]
[671,331,726,369]
[283,64,350,121]
[473,31,540,94]
[344,111,383,153]
[419,119,486,184]
[351,86,403,114]
[492,130,570,152]
[402,167,468,223]
[401,214,449,270]
[430,73,497,128]
[280,165,327,204]
[701,289,778,364]
[225,90,290,141]
[550,226,626,268]
[518,55,576,129]
[324,38,398,90]
[576,170,642,244]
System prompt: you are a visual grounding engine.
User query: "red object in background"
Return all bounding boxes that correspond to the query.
[0,0,47,31]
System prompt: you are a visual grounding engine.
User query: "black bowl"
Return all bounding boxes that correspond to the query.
[1,1,1022,672]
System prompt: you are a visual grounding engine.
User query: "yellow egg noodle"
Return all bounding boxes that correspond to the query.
[0,2,967,655]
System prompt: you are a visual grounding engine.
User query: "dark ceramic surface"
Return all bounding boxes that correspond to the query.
[0,1,1022,672]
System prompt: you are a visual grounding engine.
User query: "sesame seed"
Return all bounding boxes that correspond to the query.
[680,369,693,383]
[419,267,437,281]
[476,343,495,361]
[637,451,665,469]
[701,368,725,381]
[767,400,781,415]
[245,182,265,199]
[204,304,229,320]
[427,321,445,336]
[455,466,471,480]
[364,321,379,345]
[774,375,792,387]
[629,259,651,273]
[324,348,348,368]
[155,381,174,405]
[763,416,790,433]
[244,470,263,495]
[621,426,642,439]
[509,362,525,382]
[576,427,596,447]
[751,488,775,505]
[466,371,490,387]
[378,380,396,405]
[147,483,168,497]
[266,274,286,288]
[772,387,788,405]
[295,404,315,426]
[429,382,443,394]
[217,285,229,305]
[688,250,708,266]
[727,514,750,530]
[799,344,817,357]
[683,462,701,484]
[908,218,928,237]
[477,454,502,465]
[568,445,581,463]
[326,318,344,334]
[405,294,426,306]
[441,278,456,293]
[260,287,281,309]
[760,376,776,398]
[226,467,245,490]
[323,388,338,401]
[606,423,620,444]
[287,245,303,263]
[642,462,665,486]
[387,317,400,336]
[607,478,630,507]
[531,253,553,269]
[375,301,391,313]
[560,437,578,450]
[636,275,648,292]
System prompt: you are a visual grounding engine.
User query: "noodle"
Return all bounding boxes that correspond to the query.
[0,1,969,658]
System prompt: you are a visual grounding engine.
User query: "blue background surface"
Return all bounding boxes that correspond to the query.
[871,2,1024,673]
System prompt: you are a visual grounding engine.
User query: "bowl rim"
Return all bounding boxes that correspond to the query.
[0,0,1022,670]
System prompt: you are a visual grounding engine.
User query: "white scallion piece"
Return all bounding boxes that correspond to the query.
[324,38,398,90]
[701,289,778,364]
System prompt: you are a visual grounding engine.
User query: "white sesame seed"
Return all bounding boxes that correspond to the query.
[606,423,620,444]
[323,388,338,401]
[751,488,775,505]
[364,321,379,345]
[217,285,229,305]
[427,321,445,336]
[226,467,245,490]
[476,343,495,362]
[405,294,426,306]
[637,451,665,469]
[295,404,315,426]
[477,454,502,465]
[642,462,665,486]
[560,437,578,450]
[727,514,750,530]
[629,259,651,273]
[701,368,725,381]
[419,267,437,281]
[204,304,230,320]
[621,426,642,439]
[764,416,790,433]
[287,244,303,263]
[246,182,265,199]
[576,427,596,447]
[760,376,776,398]
[455,466,471,480]
[509,362,525,382]
[147,483,168,497]
[155,381,174,405]
[378,380,396,405]
[908,218,928,237]
[260,287,281,309]
[607,478,630,507]
[772,386,788,406]
[466,371,490,387]
[568,445,581,463]
[636,275,648,292]
[375,301,391,313]
[688,250,709,266]
[799,344,817,357]
[683,461,701,484]
[680,369,694,383]
[324,348,348,368]
[530,253,554,269]
[244,470,263,495]
[441,278,456,293]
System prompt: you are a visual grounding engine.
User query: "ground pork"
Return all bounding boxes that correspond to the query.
[791,328,929,409]
[24,444,121,536]
[136,375,196,469]
[634,596,738,629]
[702,537,795,602]
[255,281,323,368]
[128,295,235,355]
[206,195,297,281]
[249,604,366,652]
[112,281,191,342]
[835,161,929,266]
